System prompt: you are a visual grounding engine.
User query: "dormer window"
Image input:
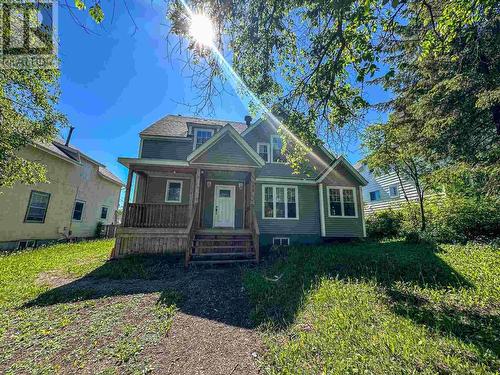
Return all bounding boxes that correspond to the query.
[193,129,214,149]
[271,135,285,163]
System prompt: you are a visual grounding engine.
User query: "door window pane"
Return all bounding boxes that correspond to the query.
[219,189,231,198]
[25,191,50,222]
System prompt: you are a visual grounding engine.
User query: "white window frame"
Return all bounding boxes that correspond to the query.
[24,190,51,223]
[270,135,285,163]
[257,142,270,163]
[262,185,299,220]
[272,237,290,246]
[193,128,214,150]
[327,186,358,218]
[72,200,86,222]
[369,190,381,202]
[388,184,399,198]
[165,180,183,203]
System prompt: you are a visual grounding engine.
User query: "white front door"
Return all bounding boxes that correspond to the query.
[213,185,236,228]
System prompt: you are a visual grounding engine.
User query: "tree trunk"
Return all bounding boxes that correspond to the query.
[418,192,426,231]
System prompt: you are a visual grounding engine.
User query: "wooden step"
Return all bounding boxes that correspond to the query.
[189,259,258,265]
[194,245,254,250]
[191,252,256,258]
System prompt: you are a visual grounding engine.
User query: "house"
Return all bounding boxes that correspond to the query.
[355,162,420,214]
[0,132,124,251]
[114,114,368,264]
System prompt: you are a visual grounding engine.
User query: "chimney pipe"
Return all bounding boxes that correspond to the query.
[65,126,75,146]
[244,115,252,126]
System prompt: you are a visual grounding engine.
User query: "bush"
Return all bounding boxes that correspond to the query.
[94,221,104,238]
[366,209,403,239]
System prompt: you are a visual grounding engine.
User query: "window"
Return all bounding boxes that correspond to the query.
[193,129,214,149]
[327,187,357,218]
[369,190,381,202]
[271,135,285,163]
[273,237,290,246]
[257,142,270,162]
[100,206,108,219]
[25,191,50,223]
[262,185,298,219]
[72,200,85,221]
[389,184,399,198]
[165,180,183,203]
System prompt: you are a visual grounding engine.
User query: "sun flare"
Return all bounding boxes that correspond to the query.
[189,14,215,46]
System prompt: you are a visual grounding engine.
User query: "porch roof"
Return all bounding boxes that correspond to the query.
[118,157,190,168]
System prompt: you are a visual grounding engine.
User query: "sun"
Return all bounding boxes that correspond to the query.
[189,14,215,47]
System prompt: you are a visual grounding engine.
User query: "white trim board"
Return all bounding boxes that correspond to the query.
[326,186,358,218]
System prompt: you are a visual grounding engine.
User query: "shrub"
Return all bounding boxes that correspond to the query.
[94,221,104,238]
[366,209,403,239]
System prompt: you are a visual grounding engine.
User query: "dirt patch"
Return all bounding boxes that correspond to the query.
[37,271,75,288]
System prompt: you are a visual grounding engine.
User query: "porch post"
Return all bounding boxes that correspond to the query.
[194,168,202,227]
[123,168,133,226]
[249,170,255,228]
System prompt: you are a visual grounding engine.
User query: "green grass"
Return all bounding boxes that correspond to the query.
[244,240,500,374]
[0,240,113,308]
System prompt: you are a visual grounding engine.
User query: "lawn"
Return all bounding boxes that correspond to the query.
[244,240,500,374]
[0,239,498,374]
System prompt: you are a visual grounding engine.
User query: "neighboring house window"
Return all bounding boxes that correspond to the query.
[273,237,290,246]
[100,206,108,219]
[24,191,50,223]
[257,142,270,163]
[389,184,399,198]
[263,185,298,219]
[369,190,381,202]
[193,129,214,149]
[327,187,357,217]
[271,135,285,163]
[165,180,183,203]
[72,200,85,221]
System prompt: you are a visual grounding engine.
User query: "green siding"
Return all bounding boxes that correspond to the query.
[191,133,260,166]
[321,185,364,237]
[255,182,321,238]
[141,139,193,160]
[201,179,246,229]
[144,176,191,205]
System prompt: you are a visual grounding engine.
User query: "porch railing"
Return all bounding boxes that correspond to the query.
[124,203,190,228]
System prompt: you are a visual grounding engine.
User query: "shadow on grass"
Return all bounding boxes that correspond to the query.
[243,240,499,361]
[24,253,256,329]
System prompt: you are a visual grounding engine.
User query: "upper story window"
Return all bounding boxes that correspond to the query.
[25,191,50,223]
[369,190,381,202]
[263,185,298,219]
[165,180,183,203]
[271,135,285,163]
[72,200,85,221]
[257,142,270,163]
[389,184,399,198]
[327,187,357,218]
[193,129,214,149]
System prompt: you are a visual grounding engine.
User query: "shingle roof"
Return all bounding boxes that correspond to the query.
[34,139,124,186]
[140,115,247,137]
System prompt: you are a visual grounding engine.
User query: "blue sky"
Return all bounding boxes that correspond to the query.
[57,1,390,185]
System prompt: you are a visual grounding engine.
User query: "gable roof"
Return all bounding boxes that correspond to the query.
[187,125,265,167]
[317,156,369,186]
[140,115,247,138]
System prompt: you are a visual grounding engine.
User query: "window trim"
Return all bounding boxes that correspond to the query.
[72,199,86,222]
[326,186,358,218]
[256,142,270,163]
[270,135,285,163]
[262,185,299,220]
[388,184,399,198]
[193,128,214,150]
[273,237,290,246]
[369,190,381,202]
[100,206,109,220]
[165,179,184,203]
[24,190,51,223]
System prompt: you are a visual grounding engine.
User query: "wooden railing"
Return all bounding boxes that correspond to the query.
[252,211,260,262]
[124,203,190,228]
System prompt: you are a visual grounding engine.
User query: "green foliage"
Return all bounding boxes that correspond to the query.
[94,221,104,238]
[89,4,104,24]
[366,209,403,239]
[74,0,85,10]
[244,241,500,373]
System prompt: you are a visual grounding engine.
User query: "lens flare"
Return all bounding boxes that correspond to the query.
[189,14,214,46]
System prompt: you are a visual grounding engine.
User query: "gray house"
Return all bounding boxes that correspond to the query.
[114,115,368,265]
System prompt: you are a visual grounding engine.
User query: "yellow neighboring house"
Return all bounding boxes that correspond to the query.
[0,137,123,250]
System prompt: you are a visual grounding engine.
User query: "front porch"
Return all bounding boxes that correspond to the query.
[112,163,260,265]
